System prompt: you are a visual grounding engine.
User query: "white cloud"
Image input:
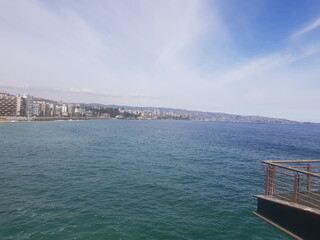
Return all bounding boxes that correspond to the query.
[0,0,225,100]
[1,1,320,121]
[291,17,320,39]
[0,82,32,90]
[129,93,164,99]
[215,44,320,86]
[68,88,93,94]
[54,88,122,98]
[0,81,164,101]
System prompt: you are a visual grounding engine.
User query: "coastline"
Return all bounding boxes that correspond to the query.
[0,117,108,122]
[0,117,318,125]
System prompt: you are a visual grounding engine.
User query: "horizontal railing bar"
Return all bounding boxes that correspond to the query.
[273,184,293,189]
[273,183,294,189]
[274,177,295,181]
[274,195,293,202]
[298,191,320,199]
[273,190,292,194]
[262,162,320,178]
[274,191,292,195]
[274,169,314,174]
[273,179,295,183]
[269,182,292,188]
[275,174,298,178]
[296,199,320,208]
[274,182,294,187]
[307,191,320,198]
[295,179,320,185]
[298,183,320,188]
[274,195,293,198]
[273,179,320,187]
[264,160,320,163]
[274,187,293,192]
[274,194,293,198]
[284,166,313,169]
[298,194,320,204]
[273,172,295,177]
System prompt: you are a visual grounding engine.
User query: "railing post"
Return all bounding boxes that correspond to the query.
[293,173,300,203]
[265,165,275,196]
[307,164,311,192]
[270,166,276,196]
[265,166,270,195]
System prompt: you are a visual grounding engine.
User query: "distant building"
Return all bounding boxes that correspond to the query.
[68,104,74,117]
[0,93,17,116]
[61,103,69,117]
[32,103,41,116]
[46,103,55,117]
[22,93,33,117]
[55,105,62,117]
[16,95,22,116]
[62,103,68,113]
[74,105,85,117]
[34,101,46,116]
[100,113,110,119]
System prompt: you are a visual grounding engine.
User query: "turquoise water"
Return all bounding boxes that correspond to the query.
[1,120,320,240]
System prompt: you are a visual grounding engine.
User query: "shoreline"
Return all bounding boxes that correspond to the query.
[0,117,108,122]
[0,117,319,125]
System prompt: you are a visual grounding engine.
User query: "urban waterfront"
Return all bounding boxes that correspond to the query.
[0,92,303,123]
[1,120,320,239]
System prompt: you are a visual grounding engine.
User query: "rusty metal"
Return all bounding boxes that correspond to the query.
[293,174,299,203]
[307,164,311,192]
[262,161,320,178]
[264,160,320,163]
[265,166,269,195]
[263,160,320,210]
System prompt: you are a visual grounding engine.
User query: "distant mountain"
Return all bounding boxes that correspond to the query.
[85,103,311,125]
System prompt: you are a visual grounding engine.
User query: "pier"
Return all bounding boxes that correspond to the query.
[254,160,320,240]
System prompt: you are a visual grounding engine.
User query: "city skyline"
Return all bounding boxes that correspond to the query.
[0,90,303,124]
[1,0,320,122]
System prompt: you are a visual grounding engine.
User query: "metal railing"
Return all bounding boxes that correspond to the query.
[263,160,320,210]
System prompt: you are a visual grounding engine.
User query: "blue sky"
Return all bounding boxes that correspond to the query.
[1,0,320,122]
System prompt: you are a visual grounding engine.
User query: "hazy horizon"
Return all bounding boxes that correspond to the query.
[1,0,320,122]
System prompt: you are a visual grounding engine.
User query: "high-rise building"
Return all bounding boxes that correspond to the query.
[32,103,41,116]
[22,93,33,117]
[55,105,62,117]
[46,103,55,117]
[68,103,74,117]
[34,101,46,116]
[0,93,17,116]
[16,95,22,116]
[61,103,68,117]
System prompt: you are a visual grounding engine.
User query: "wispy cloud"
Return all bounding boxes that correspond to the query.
[52,88,121,98]
[216,44,320,85]
[291,17,320,39]
[1,1,320,121]
[0,82,31,90]
[0,0,221,104]
[0,82,163,100]
[129,93,164,99]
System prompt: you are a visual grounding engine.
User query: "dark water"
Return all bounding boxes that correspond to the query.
[1,120,320,240]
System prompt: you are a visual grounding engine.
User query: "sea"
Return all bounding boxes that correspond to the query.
[1,120,320,240]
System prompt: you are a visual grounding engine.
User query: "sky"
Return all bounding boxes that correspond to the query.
[1,0,320,122]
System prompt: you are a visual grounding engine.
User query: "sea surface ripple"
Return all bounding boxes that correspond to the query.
[1,120,320,239]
